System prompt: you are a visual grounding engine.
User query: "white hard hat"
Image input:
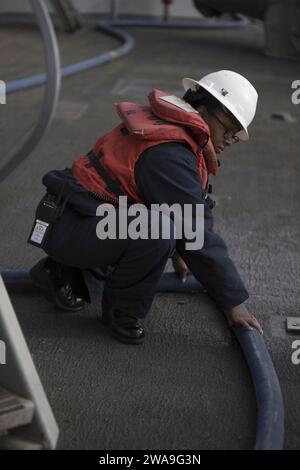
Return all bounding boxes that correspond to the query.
[182,70,258,141]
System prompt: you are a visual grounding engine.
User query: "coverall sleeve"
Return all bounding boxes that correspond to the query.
[134,142,249,311]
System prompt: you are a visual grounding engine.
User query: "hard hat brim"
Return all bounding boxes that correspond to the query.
[182,77,249,141]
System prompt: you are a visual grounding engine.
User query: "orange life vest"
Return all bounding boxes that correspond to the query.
[72,89,218,204]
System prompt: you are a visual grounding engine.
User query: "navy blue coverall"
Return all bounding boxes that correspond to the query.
[40,142,249,319]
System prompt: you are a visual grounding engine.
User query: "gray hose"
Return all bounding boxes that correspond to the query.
[0,0,61,185]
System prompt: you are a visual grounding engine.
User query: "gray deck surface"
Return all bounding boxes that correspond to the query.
[0,16,300,450]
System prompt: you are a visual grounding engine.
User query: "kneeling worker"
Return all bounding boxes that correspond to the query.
[28,70,263,344]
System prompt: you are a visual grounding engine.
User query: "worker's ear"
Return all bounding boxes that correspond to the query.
[196,105,209,120]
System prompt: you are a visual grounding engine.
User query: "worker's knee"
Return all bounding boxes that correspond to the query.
[132,233,175,260]
[148,211,176,254]
[160,235,176,257]
[126,209,175,256]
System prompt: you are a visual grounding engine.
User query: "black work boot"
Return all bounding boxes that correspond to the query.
[101,293,145,345]
[30,257,85,312]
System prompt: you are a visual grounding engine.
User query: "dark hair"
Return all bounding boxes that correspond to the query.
[182,88,220,111]
[182,88,241,130]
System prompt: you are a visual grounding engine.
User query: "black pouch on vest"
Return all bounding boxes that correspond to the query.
[27,194,62,248]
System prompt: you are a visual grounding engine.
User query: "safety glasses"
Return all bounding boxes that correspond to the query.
[209,111,240,144]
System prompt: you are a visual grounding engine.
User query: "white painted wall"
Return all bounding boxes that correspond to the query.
[0,0,201,18]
